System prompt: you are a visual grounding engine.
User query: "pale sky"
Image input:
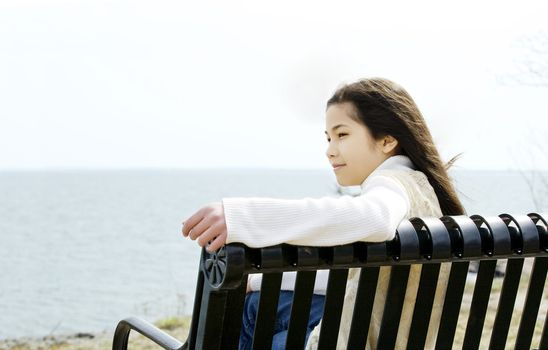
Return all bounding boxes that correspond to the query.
[1,0,548,170]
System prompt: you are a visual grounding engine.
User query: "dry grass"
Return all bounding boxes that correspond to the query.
[0,317,191,350]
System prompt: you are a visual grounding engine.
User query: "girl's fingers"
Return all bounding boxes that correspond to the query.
[188,216,212,240]
[182,219,194,237]
[206,231,227,252]
[183,203,227,251]
[197,222,222,247]
[183,210,206,237]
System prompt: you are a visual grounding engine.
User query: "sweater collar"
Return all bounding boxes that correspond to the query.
[372,155,416,173]
[360,155,415,189]
[338,155,415,196]
[363,154,415,184]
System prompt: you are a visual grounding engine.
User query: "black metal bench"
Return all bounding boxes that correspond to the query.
[112,213,548,350]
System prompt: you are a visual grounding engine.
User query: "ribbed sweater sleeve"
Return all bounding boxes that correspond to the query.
[222,175,409,247]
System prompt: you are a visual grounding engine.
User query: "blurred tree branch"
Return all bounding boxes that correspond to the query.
[512,31,548,88]
[509,31,548,212]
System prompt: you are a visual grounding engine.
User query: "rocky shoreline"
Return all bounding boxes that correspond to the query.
[0,317,191,350]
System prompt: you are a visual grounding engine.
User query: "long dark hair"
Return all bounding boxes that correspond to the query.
[327,78,465,216]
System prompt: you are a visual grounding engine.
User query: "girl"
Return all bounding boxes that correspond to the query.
[182,77,465,349]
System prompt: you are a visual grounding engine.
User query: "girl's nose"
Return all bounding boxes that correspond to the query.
[326,143,338,158]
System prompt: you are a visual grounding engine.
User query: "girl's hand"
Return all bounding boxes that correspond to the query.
[182,202,228,252]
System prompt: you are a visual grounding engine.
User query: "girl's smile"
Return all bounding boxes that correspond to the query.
[332,164,346,171]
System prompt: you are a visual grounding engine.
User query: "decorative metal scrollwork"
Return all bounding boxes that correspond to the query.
[203,246,227,288]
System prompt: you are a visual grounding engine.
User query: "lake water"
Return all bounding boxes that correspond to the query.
[0,168,545,339]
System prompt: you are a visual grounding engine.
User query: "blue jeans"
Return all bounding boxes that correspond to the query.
[239,291,325,350]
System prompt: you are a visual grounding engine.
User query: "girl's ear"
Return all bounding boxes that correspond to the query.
[381,135,399,154]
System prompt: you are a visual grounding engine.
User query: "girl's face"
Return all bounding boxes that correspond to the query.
[325,102,396,186]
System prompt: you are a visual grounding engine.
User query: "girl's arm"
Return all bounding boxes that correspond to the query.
[223,175,409,247]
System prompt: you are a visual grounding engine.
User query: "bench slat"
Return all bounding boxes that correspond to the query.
[195,285,228,350]
[377,265,411,349]
[347,267,380,349]
[407,263,441,349]
[251,273,283,350]
[514,256,548,350]
[285,271,317,349]
[221,282,246,349]
[186,271,204,350]
[435,261,469,349]
[488,258,525,350]
[317,269,349,350]
[463,260,497,350]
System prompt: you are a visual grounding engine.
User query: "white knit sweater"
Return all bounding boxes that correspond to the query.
[223,155,414,294]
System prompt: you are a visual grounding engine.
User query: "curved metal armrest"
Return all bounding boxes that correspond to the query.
[112,317,187,350]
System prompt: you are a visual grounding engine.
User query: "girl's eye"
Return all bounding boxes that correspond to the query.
[326,133,347,142]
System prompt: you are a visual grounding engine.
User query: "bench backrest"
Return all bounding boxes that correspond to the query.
[185,213,548,350]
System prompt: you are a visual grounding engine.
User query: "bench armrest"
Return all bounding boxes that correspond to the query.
[112,317,187,350]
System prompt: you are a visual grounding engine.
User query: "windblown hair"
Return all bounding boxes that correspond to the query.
[327,77,465,216]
